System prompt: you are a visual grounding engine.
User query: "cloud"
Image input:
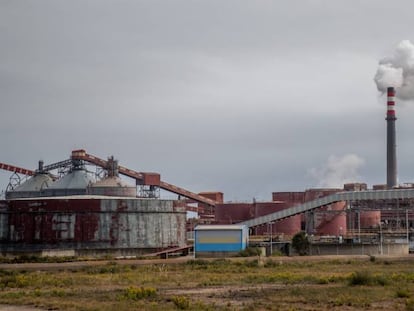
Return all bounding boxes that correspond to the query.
[374,40,414,100]
[308,154,365,188]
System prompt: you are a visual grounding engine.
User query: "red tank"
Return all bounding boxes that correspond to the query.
[254,202,301,236]
[215,202,301,236]
[349,210,381,229]
[304,189,346,235]
[215,203,254,224]
[313,202,347,236]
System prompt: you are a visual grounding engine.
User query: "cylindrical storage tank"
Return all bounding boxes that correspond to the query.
[360,211,381,228]
[314,201,347,236]
[2,197,186,255]
[272,192,305,235]
[6,173,53,199]
[44,168,92,197]
[348,210,381,229]
[215,203,253,224]
[87,177,136,197]
[254,202,301,236]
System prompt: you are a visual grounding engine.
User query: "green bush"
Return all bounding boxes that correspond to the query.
[238,247,262,257]
[396,288,411,298]
[186,259,209,266]
[171,295,190,309]
[407,298,414,311]
[291,232,310,256]
[123,286,157,300]
[348,271,373,286]
[348,271,389,286]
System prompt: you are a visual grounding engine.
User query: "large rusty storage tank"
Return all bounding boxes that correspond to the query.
[359,211,381,228]
[44,167,92,197]
[215,202,301,236]
[313,202,347,236]
[254,202,301,236]
[86,156,136,197]
[0,197,186,256]
[6,173,53,199]
[88,177,136,197]
[304,189,347,236]
[349,210,381,229]
[215,203,253,224]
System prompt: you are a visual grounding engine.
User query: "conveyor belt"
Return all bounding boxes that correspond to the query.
[239,189,414,228]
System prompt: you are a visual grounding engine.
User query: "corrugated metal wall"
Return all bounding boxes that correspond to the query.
[0,197,186,255]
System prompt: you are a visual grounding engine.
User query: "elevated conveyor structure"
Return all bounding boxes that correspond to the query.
[70,149,217,207]
[0,163,34,176]
[1,150,218,207]
[239,189,414,228]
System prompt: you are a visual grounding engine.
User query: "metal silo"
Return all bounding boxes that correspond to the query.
[87,177,136,197]
[87,156,136,197]
[44,166,92,197]
[6,173,53,199]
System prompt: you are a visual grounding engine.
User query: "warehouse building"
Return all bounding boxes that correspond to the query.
[194,224,248,258]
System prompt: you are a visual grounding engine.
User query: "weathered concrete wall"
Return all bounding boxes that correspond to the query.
[309,243,408,256]
[0,197,186,256]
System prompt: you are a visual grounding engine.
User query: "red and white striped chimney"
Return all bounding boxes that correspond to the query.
[386,87,397,188]
[387,87,396,116]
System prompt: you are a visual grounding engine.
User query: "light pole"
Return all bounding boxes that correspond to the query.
[406,209,409,245]
[379,222,383,255]
[268,222,275,256]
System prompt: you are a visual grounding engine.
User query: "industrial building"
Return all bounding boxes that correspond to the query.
[0,151,195,257]
[194,225,248,257]
[0,87,413,257]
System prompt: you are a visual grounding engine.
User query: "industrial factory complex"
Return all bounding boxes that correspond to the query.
[1,87,414,257]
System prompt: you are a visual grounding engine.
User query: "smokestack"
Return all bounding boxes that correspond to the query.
[386,86,397,188]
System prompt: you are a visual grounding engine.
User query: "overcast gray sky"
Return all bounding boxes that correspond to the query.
[1,0,414,201]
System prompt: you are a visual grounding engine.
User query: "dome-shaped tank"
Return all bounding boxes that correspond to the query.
[44,167,93,197]
[87,177,136,197]
[6,173,53,199]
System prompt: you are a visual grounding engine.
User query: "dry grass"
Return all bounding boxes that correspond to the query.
[0,257,413,310]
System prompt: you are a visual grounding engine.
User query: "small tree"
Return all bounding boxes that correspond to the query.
[292,231,310,256]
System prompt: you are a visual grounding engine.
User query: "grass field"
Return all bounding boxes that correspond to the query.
[0,256,414,310]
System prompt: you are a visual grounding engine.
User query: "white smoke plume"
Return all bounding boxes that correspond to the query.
[308,154,365,188]
[374,40,414,100]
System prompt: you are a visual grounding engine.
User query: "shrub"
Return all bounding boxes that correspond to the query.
[123,286,157,300]
[291,232,309,256]
[171,295,190,309]
[396,288,411,298]
[238,247,262,257]
[348,271,389,286]
[348,271,373,286]
[407,298,414,311]
[186,259,209,266]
